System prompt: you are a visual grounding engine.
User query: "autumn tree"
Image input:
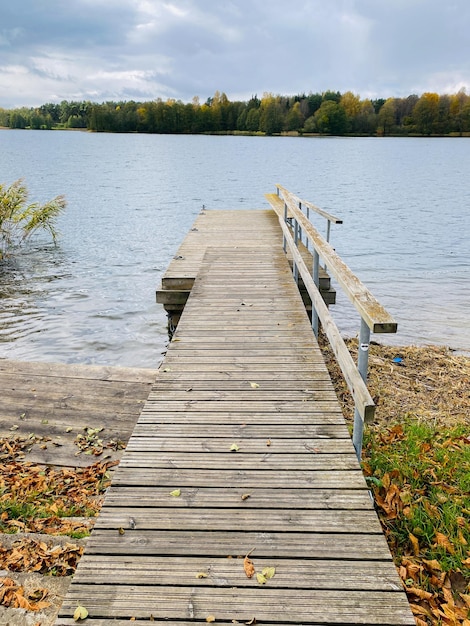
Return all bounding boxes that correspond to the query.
[413,92,440,135]
[313,100,347,135]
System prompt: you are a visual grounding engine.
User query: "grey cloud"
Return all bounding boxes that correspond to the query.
[0,0,469,108]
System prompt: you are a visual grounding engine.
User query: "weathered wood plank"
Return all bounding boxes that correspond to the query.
[111,468,366,489]
[131,424,351,438]
[124,437,354,453]
[103,486,374,509]
[84,528,393,560]
[118,451,359,470]
[94,507,384,534]
[70,555,401,590]
[58,585,414,624]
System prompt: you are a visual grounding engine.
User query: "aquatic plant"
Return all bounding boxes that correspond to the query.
[0,178,66,259]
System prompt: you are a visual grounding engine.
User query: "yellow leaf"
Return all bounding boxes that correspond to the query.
[170,489,181,497]
[206,615,216,623]
[73,605,89,621]
[262,566,276,580]
[118,527,125,535]
[196,572,208,579]
[256,573,267,584]
[241,493,251,501]
[249,382,260,389]
[230,443,239,452]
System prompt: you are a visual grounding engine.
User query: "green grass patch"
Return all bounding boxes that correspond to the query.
[363,419,470,592]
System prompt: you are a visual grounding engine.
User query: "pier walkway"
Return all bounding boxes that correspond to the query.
[57,201,413,624]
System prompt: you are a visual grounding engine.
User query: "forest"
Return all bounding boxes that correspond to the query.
[1,89,470,136]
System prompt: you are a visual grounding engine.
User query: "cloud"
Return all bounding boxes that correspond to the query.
[0,0,469,108]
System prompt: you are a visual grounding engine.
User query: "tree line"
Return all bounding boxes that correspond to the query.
[1,89,470,136]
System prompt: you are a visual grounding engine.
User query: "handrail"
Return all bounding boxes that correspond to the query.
[267,185,398,459]
[276,183,342,225]
[278,187,397,334]
[278,216,376,425]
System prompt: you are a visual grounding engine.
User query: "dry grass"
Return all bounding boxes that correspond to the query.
[319,335,470,428]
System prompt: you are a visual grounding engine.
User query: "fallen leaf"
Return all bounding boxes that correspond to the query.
[206,615,216,623]
[170,489,181,497]
[256,573,267,584]
[73,605,89,621]
[230,444,239,452]
[407,587,433,601]
[241,493,251,501]
[118,527,125,535]
[243,550,255,578]
[262,566,276,580]
[266,439,271,447]
[196,572,208,579]
[435,532,455,554]
[245,618,256,625]
[249,382,260,389]
[409,533,420,556]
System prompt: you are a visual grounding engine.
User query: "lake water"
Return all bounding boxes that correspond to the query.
[0,130,469,367]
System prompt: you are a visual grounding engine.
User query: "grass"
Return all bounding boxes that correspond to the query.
[320,336,470,624]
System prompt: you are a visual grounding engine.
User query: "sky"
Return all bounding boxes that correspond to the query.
[1,0,470,109]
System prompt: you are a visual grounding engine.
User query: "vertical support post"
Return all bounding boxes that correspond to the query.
[324,219,332,272]
[298,202,303,245]
[352,319,371,460]
[312,249,320,338]
[306,206,310,251]
[283,203,287,253]
[293,219,299,284]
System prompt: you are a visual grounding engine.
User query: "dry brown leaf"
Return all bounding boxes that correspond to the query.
[422,559,442,572]
[244,556,255,578]
[435,532,455,554]
[407,587,434,601]
[206,615,216,623]
[409,533,420,556]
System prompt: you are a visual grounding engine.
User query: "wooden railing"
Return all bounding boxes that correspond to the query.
[265,185,397,459]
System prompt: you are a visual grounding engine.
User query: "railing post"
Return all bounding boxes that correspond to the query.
[283,203,288,253]
[293,219,299,284]
[306,205,310,250]
[352,319,371,460]
[298,202,303,246]
[323,219,332,272]
[312,249,320,337]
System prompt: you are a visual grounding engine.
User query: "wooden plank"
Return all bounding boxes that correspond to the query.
[84,528,394,560]
[58,585,414,624]
[131,424,351,438]
[111,468,366,489]
[124,437,355,453]
[103,486,374,509]
[118,451,360,470]
[69,555,404,590]
[0,359,156,382]
[94,507,383,534]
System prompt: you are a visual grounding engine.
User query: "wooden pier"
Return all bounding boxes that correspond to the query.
[56,195,413,624]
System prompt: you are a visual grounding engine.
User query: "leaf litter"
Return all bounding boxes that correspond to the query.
[320,335,470,625]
